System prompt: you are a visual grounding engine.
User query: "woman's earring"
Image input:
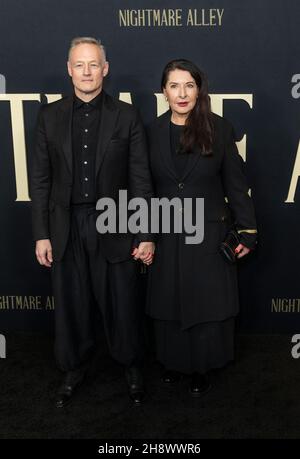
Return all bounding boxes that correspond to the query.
[165,97,168,101]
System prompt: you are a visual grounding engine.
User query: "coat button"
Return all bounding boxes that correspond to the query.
[221,216,226,221]
[178,182,184,189]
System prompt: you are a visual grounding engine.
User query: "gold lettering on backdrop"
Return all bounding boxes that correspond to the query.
[286,140,300,203]
[119,9,224,27]
[119,9,182,27]
[0,94,41,201]
[272,298,300,313]
[161,9,170,26]
[217,9,224,25]
[154,93,169,117]
[186,9,224,26]
[0,295,54,310]
[119,93,132,104]
[210,94,253,161]
[45,94,62,104]
[45,296,55,310]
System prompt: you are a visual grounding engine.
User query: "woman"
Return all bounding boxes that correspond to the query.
[145,59,257,396]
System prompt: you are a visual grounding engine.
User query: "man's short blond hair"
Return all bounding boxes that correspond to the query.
[68,37,106,61]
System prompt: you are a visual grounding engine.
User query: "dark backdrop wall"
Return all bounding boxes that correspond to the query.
[0,0,300,332]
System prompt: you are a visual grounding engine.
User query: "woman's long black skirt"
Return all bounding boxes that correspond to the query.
[153,317,235,375]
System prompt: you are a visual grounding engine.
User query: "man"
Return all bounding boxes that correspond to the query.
[30,37,154,407]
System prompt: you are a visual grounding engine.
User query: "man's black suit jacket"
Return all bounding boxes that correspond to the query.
[30,91,154,262]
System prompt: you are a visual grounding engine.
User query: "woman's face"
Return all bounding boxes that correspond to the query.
[163,69,199,119]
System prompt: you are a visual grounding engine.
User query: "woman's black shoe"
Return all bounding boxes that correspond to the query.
[189,373,212,397]
[161,370,182,384]
[125,366,146,405]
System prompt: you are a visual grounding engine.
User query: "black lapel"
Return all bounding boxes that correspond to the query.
[95,92,119,177]
[157,110,203,182]
[59,96,73,176]
[158,110,178,182]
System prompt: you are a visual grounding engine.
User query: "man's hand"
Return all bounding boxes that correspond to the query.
[132,242,155,265]
[35,239,53,267]
[235,243,250,259]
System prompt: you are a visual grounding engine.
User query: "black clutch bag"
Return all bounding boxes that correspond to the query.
[219,228,240,263]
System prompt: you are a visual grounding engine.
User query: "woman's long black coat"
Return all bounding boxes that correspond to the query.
[146,111,257,329]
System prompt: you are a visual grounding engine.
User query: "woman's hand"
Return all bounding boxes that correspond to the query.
[132,242,155,265]
[235,243,250,259]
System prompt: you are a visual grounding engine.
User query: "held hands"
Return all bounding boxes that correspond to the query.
[235,243,250,259]
[35,239,53,267]
[132,242,155,266]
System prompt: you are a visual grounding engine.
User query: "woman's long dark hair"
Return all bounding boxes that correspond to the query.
[161,59,213,155]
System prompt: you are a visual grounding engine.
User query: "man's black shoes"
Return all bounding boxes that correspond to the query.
[55,369,85,408]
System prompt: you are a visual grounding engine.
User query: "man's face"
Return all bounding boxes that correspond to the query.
[67,43,109,99]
